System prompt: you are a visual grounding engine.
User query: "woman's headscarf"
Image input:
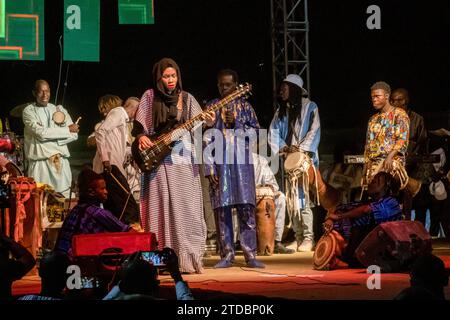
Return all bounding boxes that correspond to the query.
[152,58,183,131]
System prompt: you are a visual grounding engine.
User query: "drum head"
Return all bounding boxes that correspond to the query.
[256,186,274,198]
[313,230,345,270]
[284,152,302,171]
[52,111,66,125]
[313,232,336,270]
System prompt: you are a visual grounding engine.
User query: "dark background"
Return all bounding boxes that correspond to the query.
[1,0,449,156]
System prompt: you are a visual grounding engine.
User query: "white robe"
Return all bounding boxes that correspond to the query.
[23,103,78,197]
[93,107,129,177]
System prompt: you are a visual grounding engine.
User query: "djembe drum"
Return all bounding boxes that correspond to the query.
[255,186,276,255]
[313,229,346,270]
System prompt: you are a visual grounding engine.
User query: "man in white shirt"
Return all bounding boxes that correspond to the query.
[22,80,79,197]
[93,95,129,176]
[93,95,140,225]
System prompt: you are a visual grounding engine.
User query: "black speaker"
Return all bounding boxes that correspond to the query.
[355,221,432,272]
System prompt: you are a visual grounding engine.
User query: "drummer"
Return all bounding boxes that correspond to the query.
[268,74,321,252]
[22,80,79,197]
[323,171,402,267]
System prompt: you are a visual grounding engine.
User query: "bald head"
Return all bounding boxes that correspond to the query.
[34,79,50,91]
[32,80,51,107]
[124,97,139,120]
[391,88,410,111]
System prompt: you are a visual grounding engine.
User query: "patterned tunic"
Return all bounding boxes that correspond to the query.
[55,201,130,255]
[333,196,402,240]
[364,107,410,164]
[136,89,206,274]
[204,98,260,209]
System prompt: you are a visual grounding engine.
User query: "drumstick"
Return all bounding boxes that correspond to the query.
[75,117,82,125]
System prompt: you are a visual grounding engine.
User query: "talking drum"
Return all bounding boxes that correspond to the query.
[363,158,421,197]
[255,186,276,255]
[313,230,346,270]
[52,105,66,125]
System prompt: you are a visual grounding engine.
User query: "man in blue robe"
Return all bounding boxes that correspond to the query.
[204,69,264,268]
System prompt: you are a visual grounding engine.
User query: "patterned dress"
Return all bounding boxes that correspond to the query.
[136,89,206,274]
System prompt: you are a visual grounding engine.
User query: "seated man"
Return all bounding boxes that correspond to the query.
[55,169,132,256]
[252,152,294,254]
[103,247,193,300]
[323,172,402,267]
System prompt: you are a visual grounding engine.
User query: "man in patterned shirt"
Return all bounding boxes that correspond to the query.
[55,169,131,255]
[363,81,410,184]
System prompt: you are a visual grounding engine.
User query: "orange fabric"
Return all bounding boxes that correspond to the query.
[14,180,32,242]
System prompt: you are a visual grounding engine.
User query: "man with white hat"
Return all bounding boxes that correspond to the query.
[268,74,321,252]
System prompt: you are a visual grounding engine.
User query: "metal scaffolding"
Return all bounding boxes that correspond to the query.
[270,0,310,101]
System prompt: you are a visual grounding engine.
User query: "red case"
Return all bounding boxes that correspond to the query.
[72,232,157,256]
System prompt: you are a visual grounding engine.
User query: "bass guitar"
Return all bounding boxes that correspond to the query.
[132,83,252,173]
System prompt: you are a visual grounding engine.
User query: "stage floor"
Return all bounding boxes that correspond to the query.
[13,239,450,300]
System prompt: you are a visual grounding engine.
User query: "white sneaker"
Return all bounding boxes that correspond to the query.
[286,241,299,251]
[298,239,314,252]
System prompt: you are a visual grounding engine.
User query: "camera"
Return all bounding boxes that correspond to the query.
[140,250,167,267]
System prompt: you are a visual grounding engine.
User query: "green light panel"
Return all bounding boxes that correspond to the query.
[0,0,45,61]
[63,0,100,62]
[0,0,5,38]
[118,0,154,25]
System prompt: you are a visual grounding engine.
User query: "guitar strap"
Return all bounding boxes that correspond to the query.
[181,91,189,122]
